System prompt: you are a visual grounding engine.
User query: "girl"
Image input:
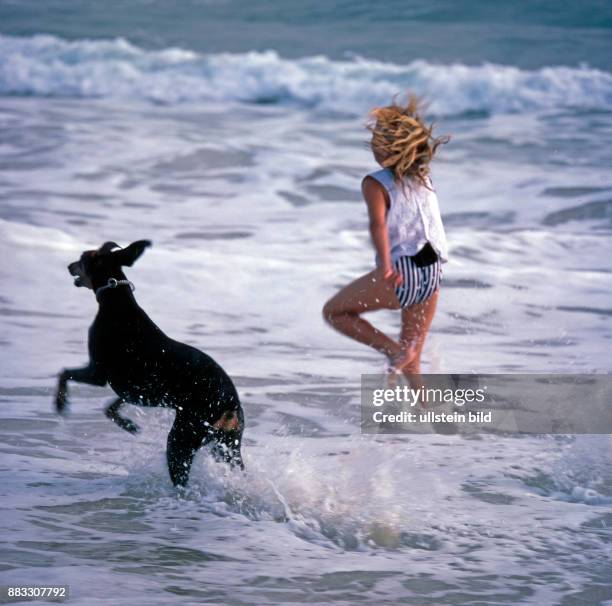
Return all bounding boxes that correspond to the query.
[323,95,449,374]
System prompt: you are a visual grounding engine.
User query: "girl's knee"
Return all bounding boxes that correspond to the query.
[322,300,332,322]
[322,299,342,324]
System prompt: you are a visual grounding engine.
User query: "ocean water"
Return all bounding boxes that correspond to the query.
[1,2,612,604]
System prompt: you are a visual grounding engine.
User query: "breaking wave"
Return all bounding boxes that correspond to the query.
[1,33,612,115]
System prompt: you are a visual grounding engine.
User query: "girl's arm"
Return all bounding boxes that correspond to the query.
[361,176,402,286]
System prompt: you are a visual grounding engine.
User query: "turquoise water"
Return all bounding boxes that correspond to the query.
[1,0,611,69]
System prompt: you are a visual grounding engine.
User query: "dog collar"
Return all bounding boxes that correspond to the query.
[95,278,135,302]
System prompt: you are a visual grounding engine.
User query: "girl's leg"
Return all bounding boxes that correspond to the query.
[395,288,439,375]
[322,268,401,359]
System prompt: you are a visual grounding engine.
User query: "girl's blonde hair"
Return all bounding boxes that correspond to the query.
[367,94,449,188]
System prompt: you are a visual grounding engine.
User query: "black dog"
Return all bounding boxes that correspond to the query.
[55,240,245,486]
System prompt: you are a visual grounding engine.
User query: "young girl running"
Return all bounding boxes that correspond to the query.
[323,95,449,374]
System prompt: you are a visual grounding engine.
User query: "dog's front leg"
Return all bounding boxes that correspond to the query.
[104,398,140,435]
[55,363,106,414]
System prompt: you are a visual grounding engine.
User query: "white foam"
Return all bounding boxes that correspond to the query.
[1,34,611,114]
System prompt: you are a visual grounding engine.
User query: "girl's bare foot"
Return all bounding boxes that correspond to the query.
[386,345,418,374]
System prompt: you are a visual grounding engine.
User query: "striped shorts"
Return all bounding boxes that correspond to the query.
[394,255,442,308]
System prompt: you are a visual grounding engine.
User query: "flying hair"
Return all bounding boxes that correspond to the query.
[367,94,450,189]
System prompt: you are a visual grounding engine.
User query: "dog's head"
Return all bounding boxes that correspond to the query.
[68,240,152,290]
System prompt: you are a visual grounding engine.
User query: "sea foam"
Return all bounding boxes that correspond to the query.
[1,34,611,115]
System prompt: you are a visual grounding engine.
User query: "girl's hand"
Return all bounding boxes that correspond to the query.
[383,266,403,287]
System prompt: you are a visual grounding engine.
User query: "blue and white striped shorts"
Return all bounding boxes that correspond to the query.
[394,255,442,308]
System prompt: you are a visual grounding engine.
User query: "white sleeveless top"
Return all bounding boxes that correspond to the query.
[366,167,449,265]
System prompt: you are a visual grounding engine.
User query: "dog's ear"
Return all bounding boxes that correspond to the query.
[113,240,152,267]
[99,241,121,255]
